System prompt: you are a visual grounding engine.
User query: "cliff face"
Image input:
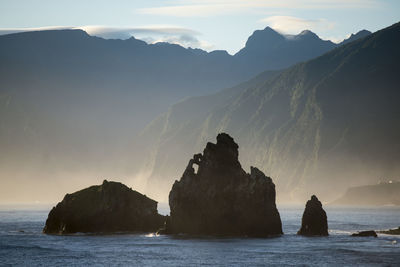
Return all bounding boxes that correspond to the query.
[43,180,165,234]
[135,22,400,202]
[167,133,282,237]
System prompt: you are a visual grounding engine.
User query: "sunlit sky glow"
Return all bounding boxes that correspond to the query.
[0,0,399,54]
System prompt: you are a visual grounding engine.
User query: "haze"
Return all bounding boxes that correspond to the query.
[1,1,400,206]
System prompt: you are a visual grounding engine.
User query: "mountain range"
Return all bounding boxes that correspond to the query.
[0,26,372,202]
[133,22,400,202]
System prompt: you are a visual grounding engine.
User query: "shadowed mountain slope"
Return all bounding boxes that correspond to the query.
[135,23,399,202]
[0,27,370,202]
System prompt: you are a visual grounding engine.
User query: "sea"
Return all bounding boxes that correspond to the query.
[0,205,399,266]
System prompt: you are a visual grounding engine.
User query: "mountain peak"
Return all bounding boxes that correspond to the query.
[298,30,319,39]
[349,29,372,39]
[340,29,371,45]
[244,26,285,49]
[263,26,279,33]
[356,29,372,35]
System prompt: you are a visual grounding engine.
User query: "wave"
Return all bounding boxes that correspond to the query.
[329,229,352,235]
[0,243,62,252]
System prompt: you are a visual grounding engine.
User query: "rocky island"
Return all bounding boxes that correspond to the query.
[298,195,328,236]
[165,133,283,237]
[43,180,165,234]
[351,230,377,237]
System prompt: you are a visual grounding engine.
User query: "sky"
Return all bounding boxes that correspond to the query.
[0,0,399,54]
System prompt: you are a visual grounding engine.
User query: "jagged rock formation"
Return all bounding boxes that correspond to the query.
[352,230,378,237]
[166,133,282,237]
[43,180,165,234]
[298,195,328,236]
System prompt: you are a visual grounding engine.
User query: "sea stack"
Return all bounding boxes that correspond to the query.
[297,195,328,236]
[167,133,283,237]
[43,180,165,234]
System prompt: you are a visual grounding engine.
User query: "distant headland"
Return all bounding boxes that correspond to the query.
[332,181,400,206]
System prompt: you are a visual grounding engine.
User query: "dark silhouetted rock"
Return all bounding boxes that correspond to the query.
[298,195,328,236]
[43,180,165,234]
[378,227,400,235]
[351,230,378,237]
[166,133,282,237]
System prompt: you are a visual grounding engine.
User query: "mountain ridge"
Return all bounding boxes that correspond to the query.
[0,26,370,56]
[0,25,372,202]
[134,22,400,202]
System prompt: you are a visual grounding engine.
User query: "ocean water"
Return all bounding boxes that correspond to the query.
[0,205,399,266]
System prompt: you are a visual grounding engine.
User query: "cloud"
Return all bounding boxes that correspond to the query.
[149,35,214,50]
[79,25,199,39]
[80,25,213,50]
[0,26,71,35]
[260,16,335,34]
[137,0,378,17]
[0,25,214,51]
[138,4,237,17]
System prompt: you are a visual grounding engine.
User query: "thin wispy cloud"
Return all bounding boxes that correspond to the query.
[81,25,213,50]
[260,16,335,35]
[0,26,71,35]
[80,25,199,39]
[144,35,214,50]
[137,0,378,17]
